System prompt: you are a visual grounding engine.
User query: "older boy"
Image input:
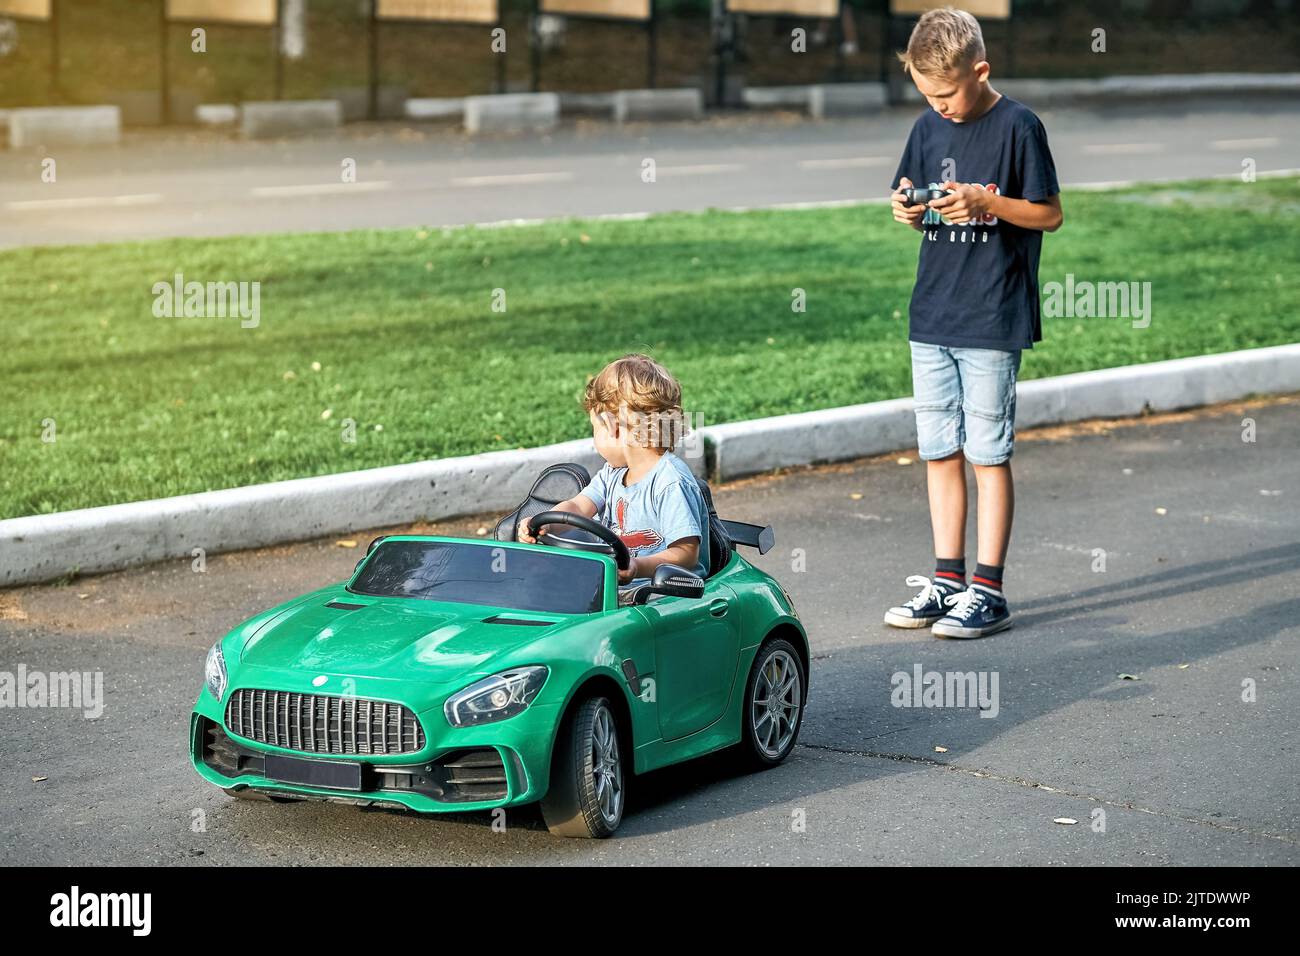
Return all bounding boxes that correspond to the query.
[884,7,1062,638]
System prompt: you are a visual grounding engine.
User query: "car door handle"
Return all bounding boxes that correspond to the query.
[708,599,730,618]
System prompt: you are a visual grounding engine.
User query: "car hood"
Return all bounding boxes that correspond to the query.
[238,594,569,685]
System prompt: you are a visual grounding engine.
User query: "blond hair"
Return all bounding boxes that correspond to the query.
[583,353,686,451]
[898,7,986,78]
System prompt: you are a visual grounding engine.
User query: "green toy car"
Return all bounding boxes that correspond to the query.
[189,462,808,838]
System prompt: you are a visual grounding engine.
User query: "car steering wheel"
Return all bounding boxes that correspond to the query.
[526,511,631,571]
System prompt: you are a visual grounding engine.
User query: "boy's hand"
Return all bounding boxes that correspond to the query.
[517,517,539,544]
[891,177,927,229]
[929,182,994,225]
[617,559,640,585]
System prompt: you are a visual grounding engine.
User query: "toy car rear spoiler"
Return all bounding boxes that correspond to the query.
[720,519,775,555]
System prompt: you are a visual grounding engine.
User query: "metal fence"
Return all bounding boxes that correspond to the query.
[0,0,1297,118]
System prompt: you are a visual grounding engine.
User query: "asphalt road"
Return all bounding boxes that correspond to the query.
[2,95,1298,248]
[1,396,1296,866]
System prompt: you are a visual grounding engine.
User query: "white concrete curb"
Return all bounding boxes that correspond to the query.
[706,344,1300,481]
[7,106,121,148]
[0,436,707,588]
[1,346,1297,587]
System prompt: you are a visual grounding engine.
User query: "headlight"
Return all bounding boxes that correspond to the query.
[444,666,547,727]
[204,642,228,702]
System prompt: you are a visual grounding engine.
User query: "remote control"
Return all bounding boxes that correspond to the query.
[898,186,953,205]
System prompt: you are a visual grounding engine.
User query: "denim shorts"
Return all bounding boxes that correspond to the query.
[910,341,1022,466]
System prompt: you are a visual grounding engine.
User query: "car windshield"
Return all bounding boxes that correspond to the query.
[348,540,605,614]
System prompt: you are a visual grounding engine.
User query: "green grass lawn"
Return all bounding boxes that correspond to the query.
[2,175,1297,520]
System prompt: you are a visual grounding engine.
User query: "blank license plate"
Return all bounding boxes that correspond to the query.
[264,754,363,791]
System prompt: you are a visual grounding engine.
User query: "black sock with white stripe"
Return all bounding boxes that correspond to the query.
[935,557,966,590]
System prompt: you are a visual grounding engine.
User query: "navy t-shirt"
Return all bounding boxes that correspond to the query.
[891,95,1059,351]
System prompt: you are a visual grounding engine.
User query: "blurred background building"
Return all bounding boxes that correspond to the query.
[0,0,1297,121]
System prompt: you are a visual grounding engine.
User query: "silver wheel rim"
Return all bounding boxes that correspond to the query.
[750,649,801,759]
[591,704,623,826]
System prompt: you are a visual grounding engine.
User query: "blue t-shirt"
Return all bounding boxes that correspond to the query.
[578,452,709,585]
[891,95,1060,351]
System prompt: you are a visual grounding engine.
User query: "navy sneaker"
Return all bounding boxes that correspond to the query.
[884,575,965,629]
[931,584,1012,639]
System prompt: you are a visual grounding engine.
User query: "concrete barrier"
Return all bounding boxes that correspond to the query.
[704,344,1300,481]
[809,83,887,119]
[742,86,813,111]
[464,93,560,134]
[613,88,704,124]
[195,104,239,127]
[558,91,617,118]
[0,436,707,588]
[240,100,342,139]
[7,106,121,148]
[1,346,1295,587]
[330,85,408,122]
[405,97,465,121]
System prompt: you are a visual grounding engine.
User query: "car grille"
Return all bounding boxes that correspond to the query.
[225,689,425,756]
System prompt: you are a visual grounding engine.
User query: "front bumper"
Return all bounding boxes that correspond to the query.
[189,690,561,813]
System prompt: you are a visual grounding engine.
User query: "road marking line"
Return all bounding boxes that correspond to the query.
[1211,137,1279,150]
[654,163,744,176]
[799,157,891,170]
[451,172,574,187]
[1082,143,1164,155]
[6,193,164,211]
[251,181,391,197]
[1071,167,1300,190]
[747,198,887,212]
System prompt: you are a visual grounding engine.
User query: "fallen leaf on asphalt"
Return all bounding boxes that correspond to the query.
[934,746,948,753]
[1178,663,1190,669]
[335,540,357,549]
[1118,673,1141,680]
[1155,507,1167,515]
[475,527,488,536]
[0,598,28,621]
[1053,817,1078,825]
[897,457,913,465]
[32,776,47,783]
[849,492,863,500]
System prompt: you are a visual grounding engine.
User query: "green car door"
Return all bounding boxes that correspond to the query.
[635,582,741,741]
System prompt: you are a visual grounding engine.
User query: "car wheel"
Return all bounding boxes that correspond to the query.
[541,696,625,838]
[739,639,805,769]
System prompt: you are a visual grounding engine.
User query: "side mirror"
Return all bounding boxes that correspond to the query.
[635,564,705,604]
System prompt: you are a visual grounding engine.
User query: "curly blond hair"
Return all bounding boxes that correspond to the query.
[583,353,686,451]
[898,7,986,78]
